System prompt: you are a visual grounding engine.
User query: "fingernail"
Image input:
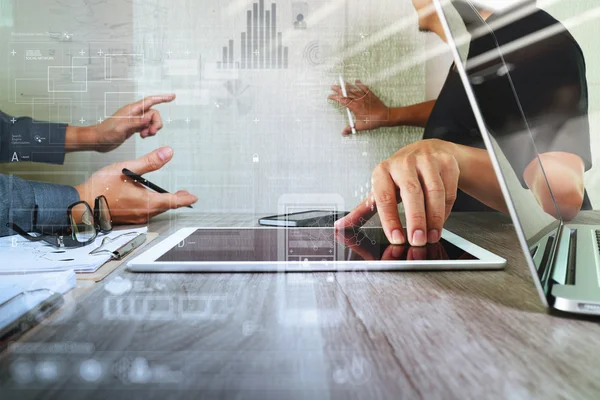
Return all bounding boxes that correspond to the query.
[391,229,404,245]
[412,230,426,246]
[392,246,402,258]
[428,229,440,243]
[158,147,173,161]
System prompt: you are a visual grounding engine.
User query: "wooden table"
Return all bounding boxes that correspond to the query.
[2,212,600,400]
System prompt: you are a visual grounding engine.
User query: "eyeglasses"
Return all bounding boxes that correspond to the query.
[6,195,113,248]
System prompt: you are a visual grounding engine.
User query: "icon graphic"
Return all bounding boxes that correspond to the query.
[292,2,308,29]
[35,360,59,382]
[129,357,152,383]
[252,153,259,163]
[104,277,133,296]
[215,80,253,116]
[303,41,330,66]
[79,359,103,382]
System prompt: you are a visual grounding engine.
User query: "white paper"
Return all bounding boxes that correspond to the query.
[0,227,147,274]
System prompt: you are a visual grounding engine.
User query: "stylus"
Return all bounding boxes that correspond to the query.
[122,168,193,208]
[339,75,357,135]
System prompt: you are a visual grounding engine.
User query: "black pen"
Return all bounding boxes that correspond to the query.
[122,168,193,209]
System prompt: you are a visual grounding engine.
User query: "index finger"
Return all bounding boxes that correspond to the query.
[371,164,406,245]
[334,193,377,231]
[327,94,352,107]
[131,94,176,114]
[330,85,344,96]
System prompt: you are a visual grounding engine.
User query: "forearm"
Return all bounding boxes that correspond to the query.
[453,143,508,213]
[0,174,80,236]
[525,152,585,221]
[65,125,98,152]
[387,100,436,128]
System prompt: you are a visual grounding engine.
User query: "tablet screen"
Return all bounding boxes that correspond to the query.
[157,228,478,262]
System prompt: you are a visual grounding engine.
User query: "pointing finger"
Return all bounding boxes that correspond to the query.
[131,94,176,114]
[334,194,377,231]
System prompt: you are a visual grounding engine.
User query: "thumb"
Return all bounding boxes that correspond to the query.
[342,125,353,136]
[127,146,173,174]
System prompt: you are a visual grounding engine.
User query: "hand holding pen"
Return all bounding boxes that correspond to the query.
[122,168,193,209]
[75,147,198,225]
[339,75,357,135]
[328,79,391,136]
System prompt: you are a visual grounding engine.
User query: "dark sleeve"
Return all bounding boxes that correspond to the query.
[0,174,80,237]
[0,109,69,164]
[476,35,591,188]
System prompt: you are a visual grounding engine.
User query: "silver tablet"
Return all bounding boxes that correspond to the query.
[127,227,506,272]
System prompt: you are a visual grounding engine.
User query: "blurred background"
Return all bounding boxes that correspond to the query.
[0,0,597,214]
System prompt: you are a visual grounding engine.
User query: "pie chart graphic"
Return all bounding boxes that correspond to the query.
[215,79,254,116]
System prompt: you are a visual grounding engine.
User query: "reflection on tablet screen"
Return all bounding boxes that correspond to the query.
[157,228,477,263]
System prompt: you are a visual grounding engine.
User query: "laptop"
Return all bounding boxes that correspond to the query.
[434,0,600,315]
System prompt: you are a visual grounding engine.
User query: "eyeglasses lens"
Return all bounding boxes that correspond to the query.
[71,203,96,243]
[98,196,112,232]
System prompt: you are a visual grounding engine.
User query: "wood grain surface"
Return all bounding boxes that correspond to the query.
[1,212,600,400]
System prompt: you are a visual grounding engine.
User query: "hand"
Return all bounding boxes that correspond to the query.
[335,229,450,261]
[335,229,405,261]
[328,80,390,135]
[335,139,461,246]
[75,146,198,224]
[91,94,176,153]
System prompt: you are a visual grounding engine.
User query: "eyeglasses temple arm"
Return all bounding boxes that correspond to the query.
[5,222,45,241]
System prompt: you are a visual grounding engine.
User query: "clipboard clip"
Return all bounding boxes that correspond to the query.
[89,232,147,260]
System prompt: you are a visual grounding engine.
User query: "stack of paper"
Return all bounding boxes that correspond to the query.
[0,227,147,274]
[0,270,76,303]
[0,271,76,338]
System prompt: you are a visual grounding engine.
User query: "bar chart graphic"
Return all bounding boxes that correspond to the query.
[218,0,289,70]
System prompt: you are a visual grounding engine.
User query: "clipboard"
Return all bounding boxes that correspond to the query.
[78,232,159,282]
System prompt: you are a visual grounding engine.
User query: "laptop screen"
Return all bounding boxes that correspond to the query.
[434,0,593,300]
